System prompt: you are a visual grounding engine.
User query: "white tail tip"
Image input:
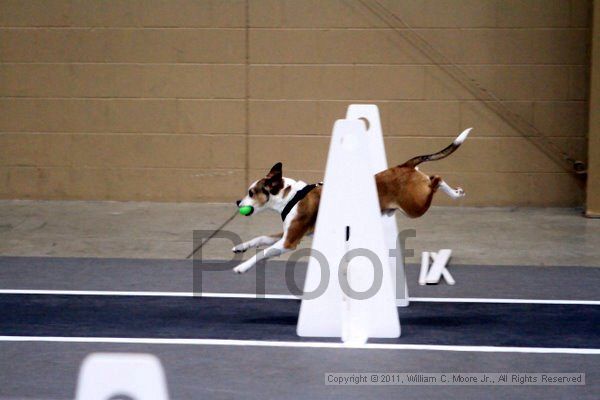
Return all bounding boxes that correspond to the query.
[453,127,472,145]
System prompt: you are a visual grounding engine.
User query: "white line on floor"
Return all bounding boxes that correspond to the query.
[409,297,600,305]
[0,289,294,300]
[0,289,598,305]
[0,336,598,354]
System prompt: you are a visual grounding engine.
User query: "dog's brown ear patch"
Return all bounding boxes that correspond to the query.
[266,162,282,179]
[265,177,284,195]
[265,162,284,194]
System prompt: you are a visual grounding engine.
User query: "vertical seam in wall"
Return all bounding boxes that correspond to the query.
[244,0,250,186]
[567,0,573,29]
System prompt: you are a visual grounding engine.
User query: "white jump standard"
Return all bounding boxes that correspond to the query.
[232,104,470,342]
[297,116,400,343]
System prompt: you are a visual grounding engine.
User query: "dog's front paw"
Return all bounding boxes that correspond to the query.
[456,187,466,197]
[232,244,247,253]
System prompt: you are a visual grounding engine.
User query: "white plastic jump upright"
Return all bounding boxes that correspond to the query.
[297,113,400,343]
[75,353,170,400]
[345,105,409,307]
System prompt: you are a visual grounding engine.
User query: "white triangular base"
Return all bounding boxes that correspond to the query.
[296,118,400,342]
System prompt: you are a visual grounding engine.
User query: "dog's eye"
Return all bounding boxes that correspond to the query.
[248,190,253,198]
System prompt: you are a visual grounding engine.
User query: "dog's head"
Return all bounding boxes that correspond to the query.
[236,162,286,216]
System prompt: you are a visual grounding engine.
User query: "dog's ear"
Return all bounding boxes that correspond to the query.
[265,162,283,194]
[266,162,282,179]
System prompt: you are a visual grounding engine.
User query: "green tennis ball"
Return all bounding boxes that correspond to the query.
[239,205,254,216]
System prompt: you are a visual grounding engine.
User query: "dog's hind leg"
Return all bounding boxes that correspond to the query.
[232,232,283,253]
[437,180,465,199]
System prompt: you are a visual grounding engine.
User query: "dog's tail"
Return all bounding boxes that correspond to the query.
[400,128,472,168]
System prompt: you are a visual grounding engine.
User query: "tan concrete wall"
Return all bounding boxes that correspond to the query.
[587,0,600,216]
[0,0,591,205]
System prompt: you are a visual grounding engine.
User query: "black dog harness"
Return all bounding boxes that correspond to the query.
[281,183,322,222]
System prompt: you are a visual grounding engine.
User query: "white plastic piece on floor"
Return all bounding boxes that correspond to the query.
[420,249,455,285]
[441,266,456,285]
[419,251,430,285]
[75,353,170,400]
[346,104,409,307]
[297,118,400,342]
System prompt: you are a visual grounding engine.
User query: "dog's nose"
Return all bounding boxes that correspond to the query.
[236,200,241,207]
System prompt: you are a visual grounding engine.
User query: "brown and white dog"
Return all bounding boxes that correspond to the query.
[232,128,471,274]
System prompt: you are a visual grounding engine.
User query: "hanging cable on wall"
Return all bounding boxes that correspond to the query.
[354,0,587,175]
